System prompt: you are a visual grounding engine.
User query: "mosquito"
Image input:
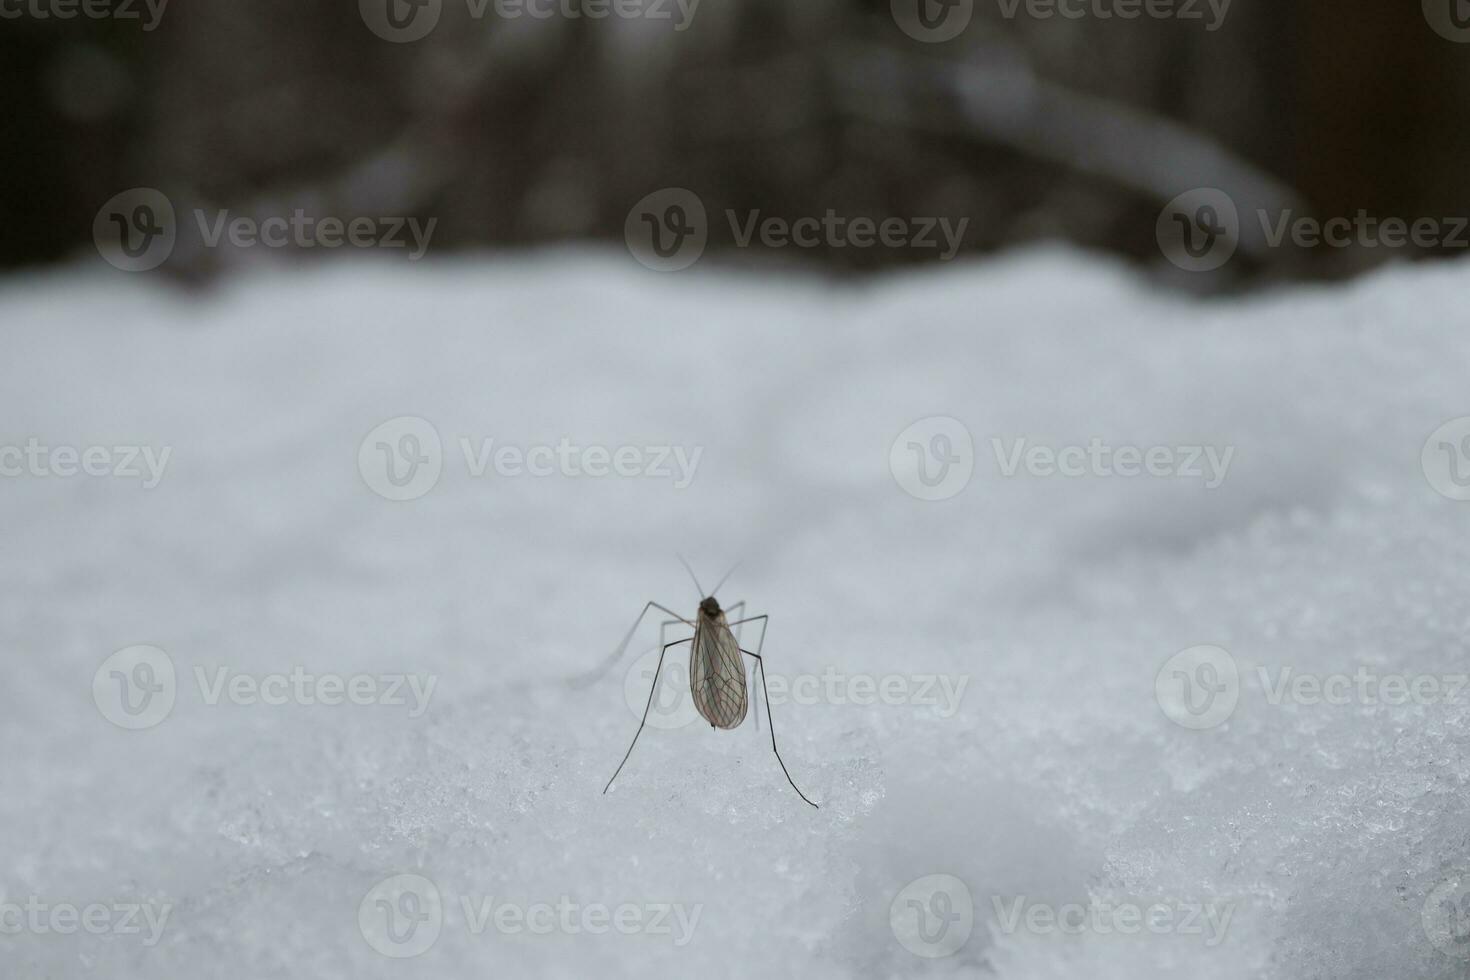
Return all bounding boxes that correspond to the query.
[597,559,819,808]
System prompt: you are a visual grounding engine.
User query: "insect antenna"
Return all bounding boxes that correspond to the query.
[676,554,704,599]
[709,560,741,599]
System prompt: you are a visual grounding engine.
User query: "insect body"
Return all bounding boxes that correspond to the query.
[689,596,748,730]
[597,563,818,808]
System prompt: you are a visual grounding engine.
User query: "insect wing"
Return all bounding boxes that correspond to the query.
[689,618,749,729]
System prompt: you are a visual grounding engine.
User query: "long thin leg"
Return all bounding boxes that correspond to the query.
[724,603,746,639]
[569,600,693,689]
[657,617,687,655]
[724,603,747,726]
[726,614,766,639]
[726,613,766,731]
[604,637,693,794]
[597,617,690,705]
[741,648,819,808]
[655,618,694,680]
[715,602,747,724]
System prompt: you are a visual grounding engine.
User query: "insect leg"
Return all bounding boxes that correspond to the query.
[726,614,767,642]
[741,647,819,809]
[726,613,767,730]
[723,602,746,642]
[656,618,693,674]
[604,637,693,795]
[657,617,688,649]
[724,603,746,725]
[569,600,693,689]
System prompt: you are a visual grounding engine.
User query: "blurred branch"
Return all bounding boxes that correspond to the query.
[829,41,1302,259]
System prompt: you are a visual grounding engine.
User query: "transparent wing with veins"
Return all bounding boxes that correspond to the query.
[689,614,748,729]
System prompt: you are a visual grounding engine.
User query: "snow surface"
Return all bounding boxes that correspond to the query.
[3,246,1470,979]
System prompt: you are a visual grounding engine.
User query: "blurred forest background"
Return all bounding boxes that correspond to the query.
[3,0,1469,286]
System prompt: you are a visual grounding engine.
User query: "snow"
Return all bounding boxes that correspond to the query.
[2,246,1469,979]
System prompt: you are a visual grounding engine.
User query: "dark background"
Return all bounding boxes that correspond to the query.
[3,0,1467,286]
